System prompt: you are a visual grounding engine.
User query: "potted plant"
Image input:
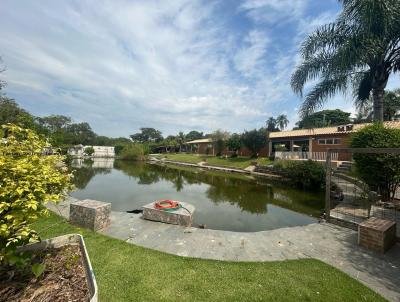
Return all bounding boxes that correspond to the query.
[0,124,97,301]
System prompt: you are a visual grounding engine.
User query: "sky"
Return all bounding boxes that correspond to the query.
[0,0,399,137]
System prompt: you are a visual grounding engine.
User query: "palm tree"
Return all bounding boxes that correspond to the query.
[276,114,289,131]
[356,88,400,121]
[266,117,278,132]
[291,0,400,121]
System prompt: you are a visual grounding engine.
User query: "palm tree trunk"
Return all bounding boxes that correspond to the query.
[372,88,384,122]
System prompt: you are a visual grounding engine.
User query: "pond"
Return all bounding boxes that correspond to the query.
[70,158,324,232]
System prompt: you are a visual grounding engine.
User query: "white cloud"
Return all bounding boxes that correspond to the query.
[240,0,308,24]
[0,0,344,136]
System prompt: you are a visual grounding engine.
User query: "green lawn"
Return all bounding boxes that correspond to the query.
[153,153,272,169]
[33,213,385,302]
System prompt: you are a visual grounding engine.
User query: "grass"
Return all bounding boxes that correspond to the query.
[32,213,386,302]
[153,153,272,169]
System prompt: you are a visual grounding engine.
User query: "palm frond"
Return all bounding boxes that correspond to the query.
[299,75,348,118]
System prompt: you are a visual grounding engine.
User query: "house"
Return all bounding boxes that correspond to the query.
[268,121,400,161]
[68,145,115,158]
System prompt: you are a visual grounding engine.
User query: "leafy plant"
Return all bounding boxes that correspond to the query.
[278,160,326,190]
[350,123,400,201]
[84,146,95,156]
[119,143,145,161]
[0,124,72,266]
[291,0,400,121]
[241,128,267,158]
[31,262,46,278]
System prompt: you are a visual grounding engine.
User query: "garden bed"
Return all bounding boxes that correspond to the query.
[0,244,91,302]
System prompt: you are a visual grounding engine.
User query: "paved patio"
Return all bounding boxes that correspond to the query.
[49,197,400,302]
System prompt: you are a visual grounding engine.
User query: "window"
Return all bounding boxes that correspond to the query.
[318,138,341,145]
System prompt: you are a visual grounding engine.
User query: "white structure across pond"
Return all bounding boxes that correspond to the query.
[68,144,115,158]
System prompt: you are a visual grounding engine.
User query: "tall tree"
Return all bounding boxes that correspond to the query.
[356,88,400,122]
[241,128,267,157]
[276,114,289,131]
[291,0,400,121]
[185,130,203,141]
[211,130,230,156]
[296,109,351,129]
[130,127,163,143]
[266,117,279,132]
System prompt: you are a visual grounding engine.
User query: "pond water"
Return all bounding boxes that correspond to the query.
[70,158,324,232]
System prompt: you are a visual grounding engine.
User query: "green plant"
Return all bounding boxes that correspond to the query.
[282,160,326,190]
[241,128,267,157]
[114,145,125,155]
[351,123,400,201]
[226,133,242,155]
[0,124,72,267]
[119,143,145,161]
[84,146,95,156]
[31,262,46,278]
[291,0,400,121]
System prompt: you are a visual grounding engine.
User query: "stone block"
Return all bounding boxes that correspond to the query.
[70,199,111,231]
[358,217,396,253]
[142,201,195,227]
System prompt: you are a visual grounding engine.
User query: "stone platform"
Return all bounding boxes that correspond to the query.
[142,201,195,227]
[70,199,111,231]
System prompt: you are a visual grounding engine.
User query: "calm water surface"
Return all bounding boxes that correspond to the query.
[70,158,324,232]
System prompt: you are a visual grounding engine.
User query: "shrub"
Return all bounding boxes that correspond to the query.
[119,143,145,161]
[84,146,95,156]
[280,160,325,190]
[351,123,400,201]
[0,124,72,266]
[241,128,267,157]
[114,145,125,155]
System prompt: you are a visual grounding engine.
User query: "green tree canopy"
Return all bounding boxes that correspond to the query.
[356,89,400,122]
[0,98,36,130]
[266,117,279,132]
[296,109,351,129]
[241,128,267,157]
[226,133,242,153]
[291,0,400,121]
[185,130,203,141]
[130,127,163,143]
[276,114,289,131]
[351,123,400,201]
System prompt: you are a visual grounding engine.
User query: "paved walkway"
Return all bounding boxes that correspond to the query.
[50,197,400,302]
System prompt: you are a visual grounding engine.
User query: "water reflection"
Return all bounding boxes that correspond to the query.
[70,160,324,232]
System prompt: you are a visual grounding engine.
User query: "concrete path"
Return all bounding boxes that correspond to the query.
[50,198,400,302]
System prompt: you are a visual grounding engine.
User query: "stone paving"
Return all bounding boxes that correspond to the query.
[49,197,400,302]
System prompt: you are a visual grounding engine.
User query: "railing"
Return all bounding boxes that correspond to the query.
[274,151,338,161]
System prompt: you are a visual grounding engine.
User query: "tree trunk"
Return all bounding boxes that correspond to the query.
[372,88,384,122]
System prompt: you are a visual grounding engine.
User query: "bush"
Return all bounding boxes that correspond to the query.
[241,128,267,157]
[84,146,95,156]
[351,123,400,201]
[114,145,125,155]
[119,143,145,161]
[0,124,72,266]
[280,160,325,190]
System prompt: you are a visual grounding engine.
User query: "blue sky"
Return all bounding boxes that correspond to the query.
[0,0,399,137]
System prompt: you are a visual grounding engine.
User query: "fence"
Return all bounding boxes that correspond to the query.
[325,148,400,237]
[275,151,338,161]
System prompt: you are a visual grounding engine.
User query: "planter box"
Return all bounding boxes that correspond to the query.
[18,234,98,301]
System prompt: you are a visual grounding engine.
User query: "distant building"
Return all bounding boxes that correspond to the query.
[68,145,115,158]
[269,121,400,161]
[183,121,400,161]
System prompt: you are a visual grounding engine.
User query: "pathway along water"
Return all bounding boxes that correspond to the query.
[69,158,324,232]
